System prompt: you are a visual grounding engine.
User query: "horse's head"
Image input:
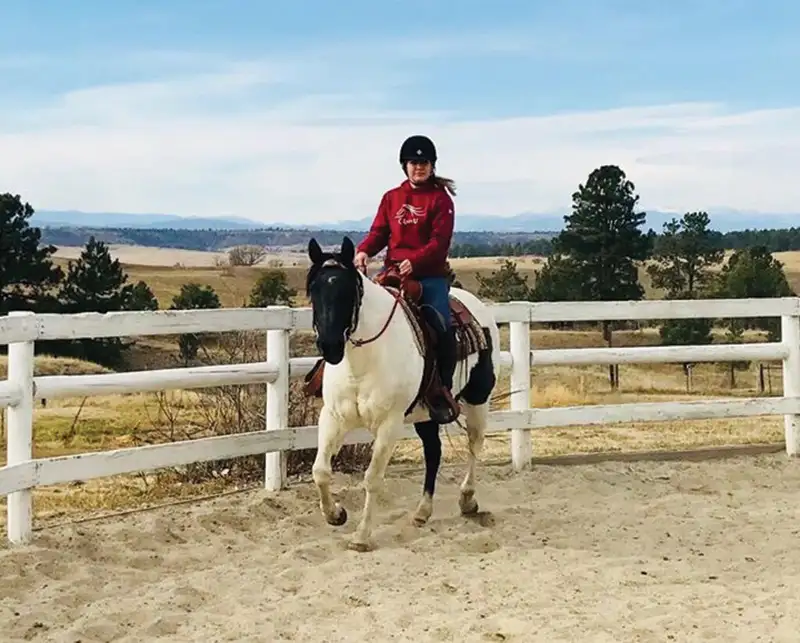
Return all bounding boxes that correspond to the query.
[306,236,363,364]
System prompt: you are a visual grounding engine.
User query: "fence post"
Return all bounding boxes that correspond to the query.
[6,311,35,544]
[509,305,532,471]
[265,317,290,491]
[781,314,800,456]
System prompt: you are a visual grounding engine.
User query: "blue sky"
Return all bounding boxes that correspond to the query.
[1,0,798,224]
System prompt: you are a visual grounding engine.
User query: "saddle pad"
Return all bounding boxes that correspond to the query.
[385,287,489,360]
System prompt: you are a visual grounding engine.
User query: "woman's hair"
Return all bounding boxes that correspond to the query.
[432,174,457,196]
[403,161,457,196]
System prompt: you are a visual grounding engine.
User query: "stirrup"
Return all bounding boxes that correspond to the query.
[428,390,460,424]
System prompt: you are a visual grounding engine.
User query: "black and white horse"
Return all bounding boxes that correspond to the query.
[306,236,499,551]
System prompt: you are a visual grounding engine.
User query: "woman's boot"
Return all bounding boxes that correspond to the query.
[428,327,460,424]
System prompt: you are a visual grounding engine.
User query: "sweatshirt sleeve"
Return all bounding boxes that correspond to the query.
[356,192,390,257]
[405,191,454,273]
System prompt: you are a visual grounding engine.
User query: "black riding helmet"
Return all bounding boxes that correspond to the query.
[399,135,437,166]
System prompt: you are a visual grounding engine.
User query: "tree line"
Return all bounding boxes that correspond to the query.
[39,224,551,253]
[0,193,296,369]
[36,206,800,259]
[451,227,800,257]
[471,165,795,388]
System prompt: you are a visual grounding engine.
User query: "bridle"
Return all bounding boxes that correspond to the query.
[310,258,404,349]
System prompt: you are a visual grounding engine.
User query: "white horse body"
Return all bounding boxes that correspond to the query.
[307,237,499,551]
[320,274,500,430]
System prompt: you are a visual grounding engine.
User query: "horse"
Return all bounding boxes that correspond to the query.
[305,236,500,552]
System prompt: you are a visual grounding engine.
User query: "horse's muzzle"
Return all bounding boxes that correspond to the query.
[317,338,345,365]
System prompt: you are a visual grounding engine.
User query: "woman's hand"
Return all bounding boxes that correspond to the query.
[354,251,369,273]
[398,259,413,276]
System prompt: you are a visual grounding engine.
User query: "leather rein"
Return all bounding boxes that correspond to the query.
[348,266,406,347]
[313,258,406,349]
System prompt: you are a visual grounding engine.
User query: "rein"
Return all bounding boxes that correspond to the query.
[348,268,405,347]
[347,274,403,348]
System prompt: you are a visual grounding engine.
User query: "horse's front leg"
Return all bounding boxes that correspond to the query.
[412,420,441,526]
[312,405,348,526]
[459,403,487,516]
[349,413,402,552]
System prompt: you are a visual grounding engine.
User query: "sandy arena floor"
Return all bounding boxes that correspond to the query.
[2,453,800,642]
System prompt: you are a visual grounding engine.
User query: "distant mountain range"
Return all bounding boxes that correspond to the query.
[31,210,263,231]
[31,208,800,234]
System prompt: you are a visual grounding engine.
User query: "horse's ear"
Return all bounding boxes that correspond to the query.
[340,236,355,265]
[308,238,323,264]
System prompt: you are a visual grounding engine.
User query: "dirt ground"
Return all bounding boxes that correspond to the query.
[2,452,799,642]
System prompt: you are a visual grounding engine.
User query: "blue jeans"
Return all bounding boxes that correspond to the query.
[418,276,451,333]
[375,268,452,333]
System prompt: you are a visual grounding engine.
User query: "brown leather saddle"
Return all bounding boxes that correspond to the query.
[303,263,487,417]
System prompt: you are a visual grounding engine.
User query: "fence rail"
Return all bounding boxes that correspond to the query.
[2,298,800,545]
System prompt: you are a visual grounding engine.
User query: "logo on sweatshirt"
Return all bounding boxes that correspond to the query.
[395,203,425,226]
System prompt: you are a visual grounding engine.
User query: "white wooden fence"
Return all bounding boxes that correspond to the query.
[2,297,800,545]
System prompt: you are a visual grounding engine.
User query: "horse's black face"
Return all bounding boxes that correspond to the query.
[308,266,359,364]
[306,236,360,365]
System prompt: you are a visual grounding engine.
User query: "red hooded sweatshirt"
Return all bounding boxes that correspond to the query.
[356,179,455,278]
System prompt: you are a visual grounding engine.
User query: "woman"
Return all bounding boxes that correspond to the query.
[354,134,460,424]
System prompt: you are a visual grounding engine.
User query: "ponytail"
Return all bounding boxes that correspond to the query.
[432,174,457,196]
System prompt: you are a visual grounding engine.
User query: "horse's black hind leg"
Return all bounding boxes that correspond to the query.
[412,420,441,526]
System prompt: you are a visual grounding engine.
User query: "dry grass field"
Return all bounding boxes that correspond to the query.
[51,244,800,304]
[1,244,796,527]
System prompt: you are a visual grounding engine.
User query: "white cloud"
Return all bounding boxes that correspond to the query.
[1,48,799,224]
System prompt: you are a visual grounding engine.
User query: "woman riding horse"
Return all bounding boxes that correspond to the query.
[354,134,460,424]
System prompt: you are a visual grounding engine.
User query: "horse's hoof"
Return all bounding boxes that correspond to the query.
[411,505,432,526]
[328,506,348,526]
[459,493,479,516]
[461,501,479,516]
[347,539,373,553]
[412,514,429,527]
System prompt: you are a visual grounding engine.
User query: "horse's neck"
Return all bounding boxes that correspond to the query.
[343,274,399,373]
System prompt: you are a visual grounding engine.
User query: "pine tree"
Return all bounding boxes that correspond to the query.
[529,254,583,329]
[474,260,531,302]
[57,236,151,366]
[170,283,222,363]
[647,211,724,296]
[553,165,652,387]
[59,237,134,314]
[716,246,794,341]
[529,254,582,302]
[128,280,159,311]
[0,193,63,315]
[555,165,651,302]
[248,270,296,308]
[647,211,725,351]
